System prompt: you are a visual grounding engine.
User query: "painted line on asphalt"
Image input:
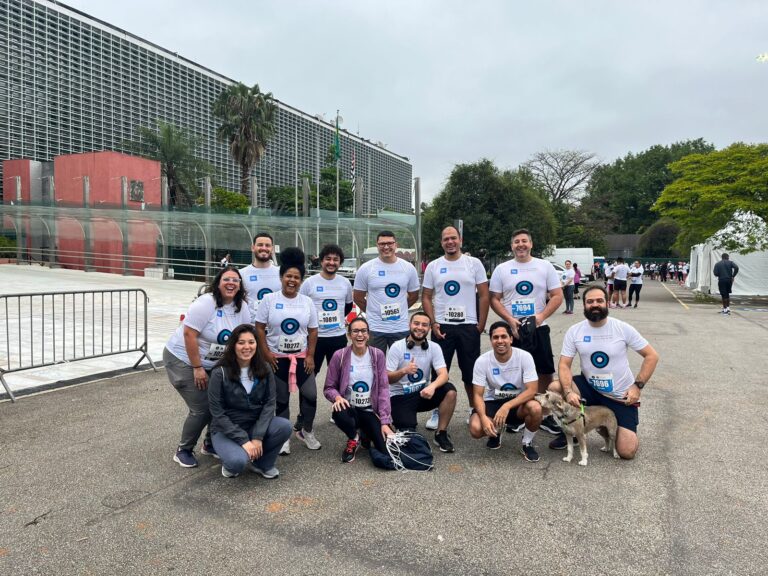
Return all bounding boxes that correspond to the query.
[661,282,689,310]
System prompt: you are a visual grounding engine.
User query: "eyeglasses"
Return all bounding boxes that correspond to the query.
[377,241,395,248]
[221,277,241,284]
[350,329,369,334]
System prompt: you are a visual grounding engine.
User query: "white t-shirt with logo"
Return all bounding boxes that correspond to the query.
[604,264,614,285]
[353,257,420,333]
[489,257,561,324]
[165,293,251,370]
[472,349,538,402]
[254,291,319,354]
[300,274,353,338]
[240,263,282,321]
[422,255,487,325]
[629,265,644,285]
[386,339,446,397]
[561,317,649,400]
[560,268,576,287]
[345,350,375,410]
[613,263,630,281]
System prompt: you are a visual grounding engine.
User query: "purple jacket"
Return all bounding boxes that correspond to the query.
[323,345,392,425]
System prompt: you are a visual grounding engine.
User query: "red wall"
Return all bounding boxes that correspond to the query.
[2,159,32,203]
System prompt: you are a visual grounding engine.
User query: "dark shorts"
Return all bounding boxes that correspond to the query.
[472,399,526,428]
[390,382,457,430]
[574,375,639,432]
[718,279,732,298]
[431,323,481,387]
[370,330,410,353]
[613,279,627,291]
[512,324,555,376]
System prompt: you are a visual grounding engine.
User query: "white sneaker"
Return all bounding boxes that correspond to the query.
[296,429,322,450]
[279,439,291,455]
[425,408,439,431]
[221,466,238,478]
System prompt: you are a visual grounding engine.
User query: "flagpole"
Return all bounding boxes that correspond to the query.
[335,109,340,244]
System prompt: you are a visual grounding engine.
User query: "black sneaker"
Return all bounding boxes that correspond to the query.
[520,443,540,462]
[548,433,578,450]
[341,438,359,463]
[506,422,525,434]
[540,415,561,435]
[173,448,198,468]
[486,434,502,450]
[434,431,455,453]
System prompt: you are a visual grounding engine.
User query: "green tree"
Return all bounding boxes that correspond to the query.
[266,166,353,215]
[654,143,768,253]
[125,120,213,208]
[422,160,556,260]
[636,218,680,257]
[210,187,250,214]
[212,83,277,197]
[582,139,715,235]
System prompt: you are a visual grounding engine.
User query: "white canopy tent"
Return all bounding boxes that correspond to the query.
[687,213,768,296]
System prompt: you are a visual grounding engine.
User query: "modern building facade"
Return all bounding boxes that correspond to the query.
[0,0,413,212]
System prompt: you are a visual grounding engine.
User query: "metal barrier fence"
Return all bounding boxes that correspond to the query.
[0,289,156,402]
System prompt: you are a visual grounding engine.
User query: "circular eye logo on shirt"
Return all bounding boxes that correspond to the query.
[257,288,273,301]
[444,280,460,296]
[322,299,338,311]
[407,368,424,383]
[352,381,370,393]
[385,283,401,298]
[500,383,517,392]
[217,329,232,344]
[516,281,534,296]
[281,318,300,335]
[591,351,610,369]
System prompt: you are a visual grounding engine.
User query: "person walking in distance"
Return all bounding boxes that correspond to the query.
[713,253,739,315]
[627,260,644,308]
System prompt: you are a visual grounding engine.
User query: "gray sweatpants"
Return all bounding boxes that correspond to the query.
[164,348,211,451]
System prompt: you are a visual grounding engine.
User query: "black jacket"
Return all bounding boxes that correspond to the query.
[208,365,276,445]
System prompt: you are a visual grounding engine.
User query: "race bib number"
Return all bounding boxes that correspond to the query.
[204,343,226,361]
[403,381,426,395]
[278,335,302,353]
[381,302,402,322]
[494,387,519,399]
[445,305,466,323]
[511,298,535,318]
[351,389,372,408]
[318,310,341,329]
[588,373,614,394]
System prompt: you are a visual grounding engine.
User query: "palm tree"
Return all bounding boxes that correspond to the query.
[125,120,213,208]
[212,83,277,198]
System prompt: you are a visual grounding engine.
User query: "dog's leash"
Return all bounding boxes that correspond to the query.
[559,400,587,427]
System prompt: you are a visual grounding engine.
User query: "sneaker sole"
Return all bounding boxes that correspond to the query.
[173,455,198,468]
[540,425,561,435]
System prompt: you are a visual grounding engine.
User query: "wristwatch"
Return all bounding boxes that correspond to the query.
[634,380,645,390]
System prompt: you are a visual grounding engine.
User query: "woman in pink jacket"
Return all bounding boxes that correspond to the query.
[324,317,393,463]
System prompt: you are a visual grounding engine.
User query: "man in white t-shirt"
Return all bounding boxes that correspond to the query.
[610,257,630,308]
[300,243,354,374]
[628,261,644,308]
[386,312,457,453]
[604,261,615,297]
[354,230,420,352]
[422,225,489,429]
[240,232,281,322]
[469,321,543,462]
[489,228,563,435]
[547,285,659,458]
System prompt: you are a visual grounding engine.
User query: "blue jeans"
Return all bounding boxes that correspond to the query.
[211,417,292,475]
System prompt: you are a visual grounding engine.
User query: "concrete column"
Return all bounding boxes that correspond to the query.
[83,176,93,271]
[161,176,169,278]
[203,177,212,282]
[121,176,131,275]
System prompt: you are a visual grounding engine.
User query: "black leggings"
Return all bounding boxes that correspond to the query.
[313,335,348,374]
[332,406,387,452]
[628,284,642,303]
[275,358,317,432]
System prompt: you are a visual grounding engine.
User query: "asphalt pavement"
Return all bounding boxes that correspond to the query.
[1,277,766,575]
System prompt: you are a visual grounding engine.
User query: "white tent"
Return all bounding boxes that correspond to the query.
[687,213,768,296]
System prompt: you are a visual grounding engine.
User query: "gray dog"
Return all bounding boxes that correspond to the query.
[535,391,619,466]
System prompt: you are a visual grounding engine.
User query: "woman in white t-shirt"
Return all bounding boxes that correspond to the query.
[254,247,320,455]
[163,266,251,468]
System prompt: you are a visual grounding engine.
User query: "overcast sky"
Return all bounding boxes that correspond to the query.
[65,0,768,202]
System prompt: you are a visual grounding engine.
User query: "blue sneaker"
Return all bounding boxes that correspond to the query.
[173,448,198,468]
